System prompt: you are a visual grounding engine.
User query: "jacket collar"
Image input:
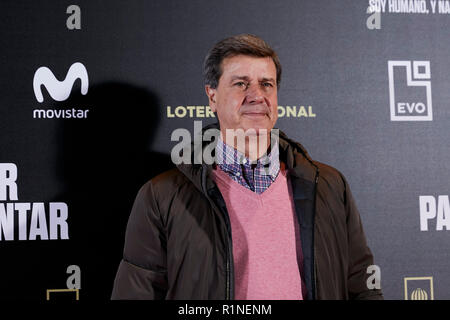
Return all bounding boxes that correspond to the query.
[176,122,318,195]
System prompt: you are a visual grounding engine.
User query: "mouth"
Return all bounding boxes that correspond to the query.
[242,112,267,117]
[241,113,269,121]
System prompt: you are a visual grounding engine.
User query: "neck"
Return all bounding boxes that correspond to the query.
[220,129,274,161]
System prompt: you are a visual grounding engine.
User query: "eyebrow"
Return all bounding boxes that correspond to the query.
[230,76,250,83]
[229,76,275,83]
[260,77,275,83]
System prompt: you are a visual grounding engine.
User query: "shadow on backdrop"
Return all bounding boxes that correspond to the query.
[48,82,174,300]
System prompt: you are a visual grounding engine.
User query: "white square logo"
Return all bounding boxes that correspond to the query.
[388,61,432,121]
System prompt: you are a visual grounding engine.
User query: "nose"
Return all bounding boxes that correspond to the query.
[245,83,265,104]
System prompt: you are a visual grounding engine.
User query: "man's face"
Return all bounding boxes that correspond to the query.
[205,54,278,136]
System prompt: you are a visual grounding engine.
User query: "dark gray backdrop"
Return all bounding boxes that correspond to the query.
[0,0,448,300]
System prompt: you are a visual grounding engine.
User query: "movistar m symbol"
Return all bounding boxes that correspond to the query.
[33,62,88,103]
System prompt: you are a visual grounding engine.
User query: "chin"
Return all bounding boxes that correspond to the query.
[241,123,273,136]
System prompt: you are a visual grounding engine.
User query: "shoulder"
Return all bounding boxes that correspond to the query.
[132,168,197,226]
[137,168,192,201]
[314,160,346,181]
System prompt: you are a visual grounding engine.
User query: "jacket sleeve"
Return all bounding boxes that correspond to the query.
[111,181,168,300]
[341,174,384,300]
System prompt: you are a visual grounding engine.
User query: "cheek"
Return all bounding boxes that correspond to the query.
[215,91,245,119]
[216,98,237,121]
[270,96,278,113]
[223,96,243,113]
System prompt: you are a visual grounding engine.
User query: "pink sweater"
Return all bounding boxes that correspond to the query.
[212,163,305,300]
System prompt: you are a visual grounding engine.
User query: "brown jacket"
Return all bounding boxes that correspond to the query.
[111,124,383,300]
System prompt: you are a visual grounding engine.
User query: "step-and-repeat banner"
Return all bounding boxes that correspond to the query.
[0,0,449,300]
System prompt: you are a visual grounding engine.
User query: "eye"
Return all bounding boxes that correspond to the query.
[262,82,273,88]
[234,81,247,88]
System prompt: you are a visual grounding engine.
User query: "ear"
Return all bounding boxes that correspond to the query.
[205,85,217,112]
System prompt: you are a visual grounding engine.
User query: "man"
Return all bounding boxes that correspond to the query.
[111,34,383,300]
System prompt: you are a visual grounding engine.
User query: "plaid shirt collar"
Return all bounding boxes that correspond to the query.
[215,135,280,194]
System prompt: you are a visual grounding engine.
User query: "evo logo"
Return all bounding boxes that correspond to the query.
[33,62,88,103]
[388,61,432,121]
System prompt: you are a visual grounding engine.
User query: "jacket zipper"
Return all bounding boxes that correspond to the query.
[226,246,230,300]
[224,213,233,300]
[312,168,319,299]
[202,166,232,300]
[207,186,233,300]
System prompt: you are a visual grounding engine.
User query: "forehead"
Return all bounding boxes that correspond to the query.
[220,54,276,78]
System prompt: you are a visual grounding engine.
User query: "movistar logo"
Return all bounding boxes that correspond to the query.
[33,62,88,103]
